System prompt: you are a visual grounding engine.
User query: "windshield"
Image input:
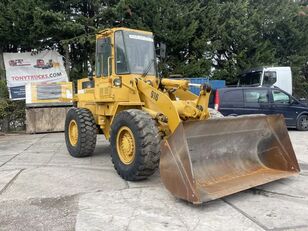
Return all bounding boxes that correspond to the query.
[239,71,262,86]
[115,30,156,75]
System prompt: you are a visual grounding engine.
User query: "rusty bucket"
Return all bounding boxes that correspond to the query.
[160,115,300,204]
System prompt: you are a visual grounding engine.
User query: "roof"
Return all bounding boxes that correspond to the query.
[241,66,291,74]
[96,27,153,36]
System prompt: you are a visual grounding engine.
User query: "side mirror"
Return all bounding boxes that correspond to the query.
[160,42,166,59]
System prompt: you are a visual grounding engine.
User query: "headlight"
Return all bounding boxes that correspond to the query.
[113,77,122,87]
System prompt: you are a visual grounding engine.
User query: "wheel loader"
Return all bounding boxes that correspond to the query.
[64,27,300,204]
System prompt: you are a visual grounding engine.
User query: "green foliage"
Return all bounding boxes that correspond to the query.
[0,0,307,97]
[0,80,8,99]
[113,0,211,77]
[0,81,25,132]
[0,98,25,132]
[0,99,9,119]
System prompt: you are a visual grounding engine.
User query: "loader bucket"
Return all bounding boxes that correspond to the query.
[160,114,300,204]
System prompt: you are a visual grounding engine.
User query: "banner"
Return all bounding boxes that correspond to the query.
[3,50,68,100]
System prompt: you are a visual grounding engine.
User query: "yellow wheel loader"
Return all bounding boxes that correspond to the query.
[64,27,300,204]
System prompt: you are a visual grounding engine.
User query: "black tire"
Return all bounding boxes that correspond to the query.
[65,108,97,157]
[110,109,161,181]
[296,114,308,131]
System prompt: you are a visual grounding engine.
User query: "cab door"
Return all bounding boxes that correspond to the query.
[94,36,114,101]
[96,37,112,78]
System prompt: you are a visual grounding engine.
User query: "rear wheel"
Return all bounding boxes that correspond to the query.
[65,108,97,157]
[110,109,161,181]
[297,114,308,131]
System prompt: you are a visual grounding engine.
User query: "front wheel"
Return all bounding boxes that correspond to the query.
[110,109,161,181]
[65,108,97,157]
[297,114,308,131]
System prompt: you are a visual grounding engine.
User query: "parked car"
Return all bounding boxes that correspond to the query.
[209,86,308,131]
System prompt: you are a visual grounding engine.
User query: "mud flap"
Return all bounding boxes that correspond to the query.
[160,115,300,204]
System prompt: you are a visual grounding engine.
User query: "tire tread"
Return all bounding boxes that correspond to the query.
[65,108,97,157]
[110,109,161,181]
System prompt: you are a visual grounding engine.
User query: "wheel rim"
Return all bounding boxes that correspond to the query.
[116,126,136,165]
[69,120,78,146]
[300,116,308,129]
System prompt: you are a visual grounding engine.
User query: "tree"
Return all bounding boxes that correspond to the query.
[197,0,277,83]
[0,0,307,97]
[111,0,212,77]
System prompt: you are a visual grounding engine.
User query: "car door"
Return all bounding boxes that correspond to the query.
[243,89,271,115]
[270,89,297,126]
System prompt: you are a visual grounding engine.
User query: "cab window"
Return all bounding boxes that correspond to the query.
[115,31,129,74]
[263,71,277,86]
[239,71,262,86]
[96,37,112,77]
[272,90,290,104]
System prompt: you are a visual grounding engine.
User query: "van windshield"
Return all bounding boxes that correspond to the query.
[239,71,262,86]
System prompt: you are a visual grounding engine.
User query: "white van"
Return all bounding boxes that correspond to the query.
[238,67,292,95]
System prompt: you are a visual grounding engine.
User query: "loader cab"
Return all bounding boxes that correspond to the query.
[77,28,158,105]
[95,28,156,79]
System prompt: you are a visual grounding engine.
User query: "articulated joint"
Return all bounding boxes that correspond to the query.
[142,107,168,123]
